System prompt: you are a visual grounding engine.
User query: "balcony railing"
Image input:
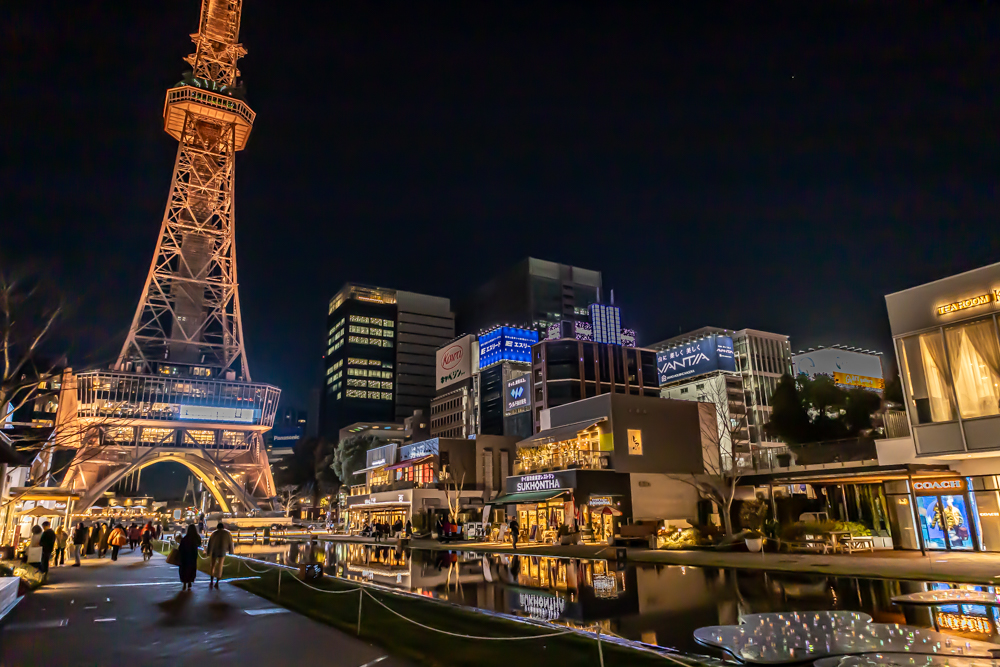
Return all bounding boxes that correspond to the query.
[733,438,879,473]
[514,449,610,475]
[75,370,280,427]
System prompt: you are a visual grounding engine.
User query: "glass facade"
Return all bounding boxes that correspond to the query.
[898,315,1000,424]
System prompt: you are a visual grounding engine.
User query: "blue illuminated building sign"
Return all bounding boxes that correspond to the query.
[657,335,736,385]
[479,327,539,368]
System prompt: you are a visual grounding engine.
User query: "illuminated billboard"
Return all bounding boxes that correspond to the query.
[792,347,884,392]
[179,405,256,423]
[435,335,472,390]
[479,327,539,368]
[504,373,531,416]
[657,336,736,385]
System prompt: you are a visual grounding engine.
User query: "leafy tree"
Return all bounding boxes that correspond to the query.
[766,372,886,444]
[766,374,812,444]
[332,434,379,488]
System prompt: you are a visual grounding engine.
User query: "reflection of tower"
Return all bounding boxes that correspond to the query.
[59,0,280,513]
[182,475,198,507]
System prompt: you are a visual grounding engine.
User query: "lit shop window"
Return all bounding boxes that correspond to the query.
[349,326,370,335]
[367,391,381,400]
[381,392,392,400]
[346,389,365,399]
[221,431,245,447]
[349,315,370,324]
[898,331,957,424]
[348,378,366,387]
[348,368,368,377]
[141,427,174,444]
[379,381,393,390]
[185,430,216,446]
[945,319,1000,419]
[106,426,135,443]
[348,336,369,345]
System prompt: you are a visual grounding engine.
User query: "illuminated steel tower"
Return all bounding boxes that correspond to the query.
[59,0,280,512]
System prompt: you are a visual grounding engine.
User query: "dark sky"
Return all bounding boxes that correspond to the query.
[5,1,1000,410]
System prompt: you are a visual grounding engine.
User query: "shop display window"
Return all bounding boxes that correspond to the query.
[917,494,974,550]
[945,319,1000,419]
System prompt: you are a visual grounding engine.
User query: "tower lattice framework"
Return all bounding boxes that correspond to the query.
[55,0,280,513]
[118,0,252,379]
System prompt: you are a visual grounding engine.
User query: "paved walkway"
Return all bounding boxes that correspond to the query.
[1,547,414,667]
[325,534,1000,584]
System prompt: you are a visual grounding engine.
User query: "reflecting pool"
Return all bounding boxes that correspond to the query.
[234,541,1000,656]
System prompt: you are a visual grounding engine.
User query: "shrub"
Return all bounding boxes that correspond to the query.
[779,520,872,541]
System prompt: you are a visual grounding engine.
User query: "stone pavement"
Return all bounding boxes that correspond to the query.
[0,546,414,667]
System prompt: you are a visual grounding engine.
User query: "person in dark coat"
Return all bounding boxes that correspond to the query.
[87,523,100,556]
[71,522,88,566]
[177,524,201,590]
[38,522,56,575]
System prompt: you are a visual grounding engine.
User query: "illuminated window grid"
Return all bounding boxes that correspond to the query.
[185,429,216,446]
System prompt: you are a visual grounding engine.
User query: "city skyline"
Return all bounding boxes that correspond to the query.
[5,2,1000,408]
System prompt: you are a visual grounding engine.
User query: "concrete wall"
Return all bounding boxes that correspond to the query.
[544,393,708,475]
[629,473,700,523]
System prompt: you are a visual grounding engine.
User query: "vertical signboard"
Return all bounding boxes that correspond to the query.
[436,335,472,389]
[504,373,531,415]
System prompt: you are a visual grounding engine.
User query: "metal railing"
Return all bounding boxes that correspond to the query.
[166,85,255,125]
[75,370,280,427]
[884,410,910,438]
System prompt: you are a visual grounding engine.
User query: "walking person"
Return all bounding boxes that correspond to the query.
[71,522,88,566]
[405,520,412,538]
[39,522,56,576]
[54,524,68,567]
[109,523,127,561]
[140,522,154,561]
[98,522,111,558]
[128,523,141,551]
[177,524,201,591]
[509,517,519,551]
[205,522,234,589]
[87,523,99,556]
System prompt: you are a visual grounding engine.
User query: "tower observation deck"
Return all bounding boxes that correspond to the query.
[55,0,281,512]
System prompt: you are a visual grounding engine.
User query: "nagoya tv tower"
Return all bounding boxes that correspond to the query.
[60,0,280,513]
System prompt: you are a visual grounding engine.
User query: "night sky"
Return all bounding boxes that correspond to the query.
[5,1,1000,413]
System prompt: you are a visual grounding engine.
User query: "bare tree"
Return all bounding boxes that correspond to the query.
[667,375,749,536]
[277,484,305,518]
[0,269,64,428]
[442,472,466,523]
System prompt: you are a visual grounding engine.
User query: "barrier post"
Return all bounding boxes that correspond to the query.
[357,590,363,636]
[596,627,605,667]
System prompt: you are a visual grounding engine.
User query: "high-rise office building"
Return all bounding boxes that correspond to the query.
[649,326,793,447]
[322,284,454,438]
[456,258,602,335]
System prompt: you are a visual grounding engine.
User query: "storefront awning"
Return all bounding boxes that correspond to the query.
[353,463,390,475]
[385,455,433,471]
[489,489,571,505]
[517,419,604,447]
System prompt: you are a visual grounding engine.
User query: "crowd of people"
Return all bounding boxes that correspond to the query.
[25,517,237,592]
[362,518,412,542]
[26,520,164,573]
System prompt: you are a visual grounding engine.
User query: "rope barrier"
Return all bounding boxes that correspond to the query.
[360,589,577,640]
[232,558,272,574]
[284,571,364,595]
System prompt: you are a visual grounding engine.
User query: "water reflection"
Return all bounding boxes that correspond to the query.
[233,541,1000,654]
